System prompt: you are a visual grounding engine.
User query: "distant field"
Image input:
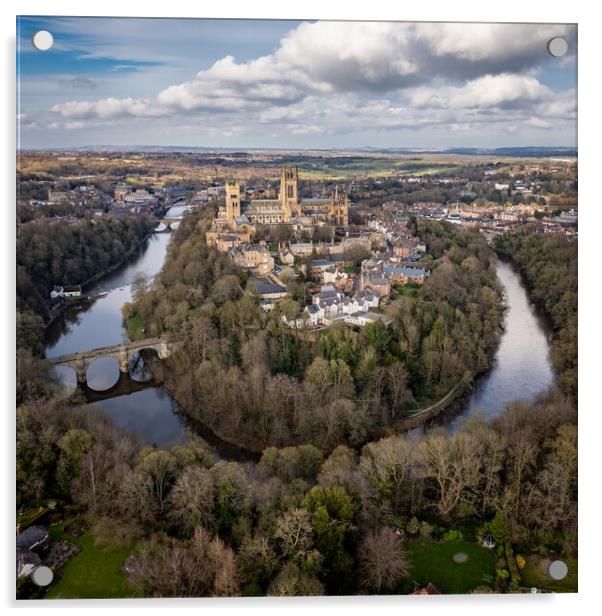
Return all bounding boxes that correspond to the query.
[17,151,569,185]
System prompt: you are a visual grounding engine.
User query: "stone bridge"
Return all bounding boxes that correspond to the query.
[153,217,183,233]
[47,336,181,386]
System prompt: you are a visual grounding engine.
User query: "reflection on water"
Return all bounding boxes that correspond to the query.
[447,261,555,432]
[52,365,77,392]
[45,220,555,452]
[44,232,189,447]
[86,356,120,391]
[91,388,187,448]
[129,354,154,383]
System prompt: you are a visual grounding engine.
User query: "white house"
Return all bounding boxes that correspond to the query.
[301,284,381,326]
[50,285,82,299]
[344,311,393,327]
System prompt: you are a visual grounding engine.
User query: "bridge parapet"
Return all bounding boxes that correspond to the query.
[47,336,182,387]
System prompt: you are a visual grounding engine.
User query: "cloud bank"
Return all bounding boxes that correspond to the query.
[45,21,577,143]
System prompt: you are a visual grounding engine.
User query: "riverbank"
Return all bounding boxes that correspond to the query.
[48,219,554,458]
[492,232,576,401]
[43,231,153,331]
[494,253,555,342]
[394,372,473,431]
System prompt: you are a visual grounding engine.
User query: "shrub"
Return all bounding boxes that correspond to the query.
[504,543,521,584]
[406,517,420,535]
[516,554,526,570]
[419,521,433,539]
[443,529,464,543]
[487,510,511,545]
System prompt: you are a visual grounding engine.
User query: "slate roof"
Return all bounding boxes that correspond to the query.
[301,198,330,205]
[249,199,280,206]
[16,526,48,551]
[252,277,287,295]
[383,265,428,277]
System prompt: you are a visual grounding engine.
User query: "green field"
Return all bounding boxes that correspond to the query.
[406,539,496,594]
[126,313,145,341]
[45,518,138,599]
[520,555,577,593]
[390,283,421,300]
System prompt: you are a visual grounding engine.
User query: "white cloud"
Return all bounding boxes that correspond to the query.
[524,117,553,129]
[406,74,554,109]
[414,23,573,64]
[47,21,577,142]
[52,97,163,119]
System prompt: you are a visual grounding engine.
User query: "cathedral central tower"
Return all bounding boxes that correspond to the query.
[279,165,299,220]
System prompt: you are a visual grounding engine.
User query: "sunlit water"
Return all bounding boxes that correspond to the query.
[446,260,555,432]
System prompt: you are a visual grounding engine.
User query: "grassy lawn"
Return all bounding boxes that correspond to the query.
[45,518,138,599]
[390,285,421,300]
[520,554,577,593]
[126,313,145,341]
[406,539,496,594]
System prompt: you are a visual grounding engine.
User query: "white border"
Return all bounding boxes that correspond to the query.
[2,1,599,614]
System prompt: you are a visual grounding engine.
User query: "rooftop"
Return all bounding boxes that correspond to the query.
[251,277,287,296]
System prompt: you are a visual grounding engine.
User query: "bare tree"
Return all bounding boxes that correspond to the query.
[192,527,240,596]
[237,534,278,585]
[357,527,409,593]
[386,362,414,418]
[360,435,416,512]
[274,508,314,558]
[418,431,482,519]
[137,449,178,514]
[188,316,217,363]
[130,539,212,597]
[169,465,215,533]
[267,563,324,596]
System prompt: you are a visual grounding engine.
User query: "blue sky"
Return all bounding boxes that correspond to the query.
[17,17,577,149]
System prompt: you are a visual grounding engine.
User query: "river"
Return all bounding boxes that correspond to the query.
[442,260,555,432]
[45,223,555,452]
[46,207,189,447]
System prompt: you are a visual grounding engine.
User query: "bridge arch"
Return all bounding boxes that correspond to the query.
[153,219,181,233]
[128,346,161,383]
[85,356,121,392]
[46,336,180,392]
[51,364,78,393]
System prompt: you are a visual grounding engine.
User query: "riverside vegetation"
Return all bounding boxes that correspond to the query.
[17,382,576,596]
[16,210,577,597]
[124,210,505,451]
[17,216,153,355]
[494,231,577,401]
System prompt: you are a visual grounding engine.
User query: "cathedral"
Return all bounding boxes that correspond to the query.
[206,165,349,252]
[219,165,348,227]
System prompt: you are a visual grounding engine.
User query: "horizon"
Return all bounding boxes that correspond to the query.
[18,144,578,153]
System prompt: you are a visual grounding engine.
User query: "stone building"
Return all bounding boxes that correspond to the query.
[228,244,275,275]
[216,165,349,227]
